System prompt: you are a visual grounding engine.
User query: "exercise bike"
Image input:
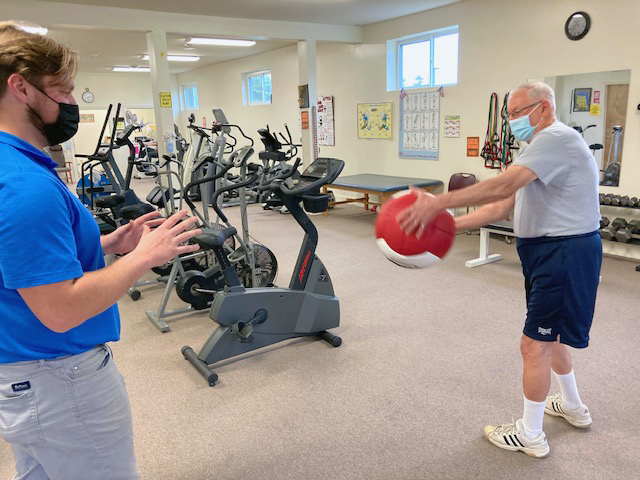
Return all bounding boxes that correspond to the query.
[175,146,277,311]
[182,156,345,386]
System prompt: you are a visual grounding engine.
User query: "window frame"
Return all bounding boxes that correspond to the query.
[181,83,199,111]
[244,69,272,106]
[387,26,459,91]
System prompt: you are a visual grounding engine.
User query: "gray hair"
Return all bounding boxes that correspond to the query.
[513,81,556,112]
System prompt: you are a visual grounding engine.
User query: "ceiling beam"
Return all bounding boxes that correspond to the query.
[5,0,363,43]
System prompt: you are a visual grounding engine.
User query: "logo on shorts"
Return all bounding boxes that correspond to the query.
[538,327,552,335]
[11,381,31,392]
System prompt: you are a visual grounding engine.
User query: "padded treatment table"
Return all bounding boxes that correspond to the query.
[465,221,516,268]
[322,174,443,214]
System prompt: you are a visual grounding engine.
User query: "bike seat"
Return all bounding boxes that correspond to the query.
[193,227,237,249]
[95,194,124,209]
[120,204,155,220]
[589,143,603,151]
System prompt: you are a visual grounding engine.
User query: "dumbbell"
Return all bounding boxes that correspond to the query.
[602,194,615,205]
[610,195,622,206]
[600,217,610,229]
[629,197,639,208]
[614,219,640,243]
[600,217,627,241]
[620,196,630,207]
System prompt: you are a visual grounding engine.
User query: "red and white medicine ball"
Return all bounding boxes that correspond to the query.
[375,190,455,268]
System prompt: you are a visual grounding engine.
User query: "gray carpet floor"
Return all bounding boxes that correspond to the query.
[2,198,639,480]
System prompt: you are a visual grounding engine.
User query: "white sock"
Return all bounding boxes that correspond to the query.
[554,370,583,410]
[522,396,546,438]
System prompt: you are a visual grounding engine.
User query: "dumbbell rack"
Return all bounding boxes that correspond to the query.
[599,194,640,271]
[600,193,640,208]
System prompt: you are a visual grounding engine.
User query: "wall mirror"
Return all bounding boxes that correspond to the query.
[544,69,630,187]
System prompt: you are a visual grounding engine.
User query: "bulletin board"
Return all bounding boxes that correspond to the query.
[357,102,391,139]
[399,91,440,160]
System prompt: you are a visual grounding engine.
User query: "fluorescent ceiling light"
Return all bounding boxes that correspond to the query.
[187,38,255,47]
[142,54,200,62]
[112,66,151,73]
[18,25,48,35]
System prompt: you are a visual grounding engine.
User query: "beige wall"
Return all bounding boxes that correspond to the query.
[360,0,640,195]
[175,0,640,193]
[172,0,640,257]
[175,46,301,165]
[76,72,154,109]
[73,72,180,179]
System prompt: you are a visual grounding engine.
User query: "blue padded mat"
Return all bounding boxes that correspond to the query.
[330,174,442,192]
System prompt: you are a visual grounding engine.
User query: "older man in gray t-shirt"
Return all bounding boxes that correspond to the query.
[398,81,602,458]
[514,120,600,237]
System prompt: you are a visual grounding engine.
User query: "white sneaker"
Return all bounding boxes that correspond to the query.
[545,393,592,428]
[484,419,550,458]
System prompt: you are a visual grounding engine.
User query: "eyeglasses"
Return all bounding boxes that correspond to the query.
[506,101,541,120]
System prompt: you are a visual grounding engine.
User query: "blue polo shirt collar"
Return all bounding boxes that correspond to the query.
[0,131,58,168]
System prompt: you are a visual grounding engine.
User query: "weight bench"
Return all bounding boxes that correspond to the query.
[465,221,516,268]
[322,173,443,215]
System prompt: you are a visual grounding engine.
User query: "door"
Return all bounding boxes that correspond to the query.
[603,84,629,166]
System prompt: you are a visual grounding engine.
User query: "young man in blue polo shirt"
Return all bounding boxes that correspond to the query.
[399,82,601,458]
[0,22,201,478]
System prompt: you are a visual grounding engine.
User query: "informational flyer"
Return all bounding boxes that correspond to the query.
[317,96,335,146]
[357,102,391,139]
[399,91,440,160]
[466,137,480,156]
[444,115,460,138]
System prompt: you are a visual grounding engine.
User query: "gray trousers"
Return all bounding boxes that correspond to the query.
[0,345,139,480]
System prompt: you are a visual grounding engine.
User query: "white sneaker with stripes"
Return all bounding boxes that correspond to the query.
[484,418,550,458]
[545,393,592,428]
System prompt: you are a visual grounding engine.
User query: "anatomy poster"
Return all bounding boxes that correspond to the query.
[317,96,335,146]
[399,91,440,160]
[357,102,391,139]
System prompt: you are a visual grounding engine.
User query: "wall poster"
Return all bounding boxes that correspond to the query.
[399,91,440,160]
[357,102,391,139]
[317,96,335,145]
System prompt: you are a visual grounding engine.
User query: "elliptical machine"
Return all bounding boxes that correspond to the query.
[256,125,300,213]
[75,104,154,232]
[182,156,345,386]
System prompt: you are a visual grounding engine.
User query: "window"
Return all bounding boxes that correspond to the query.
[386,26,459,91]
[244,70,272,106]
[181,83,199,110]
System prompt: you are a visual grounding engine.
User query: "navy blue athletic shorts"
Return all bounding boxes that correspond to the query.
[516,231,602,348]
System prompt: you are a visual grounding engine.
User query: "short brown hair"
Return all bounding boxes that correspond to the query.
[0,21,78,98]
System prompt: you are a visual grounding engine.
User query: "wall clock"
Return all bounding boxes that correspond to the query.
[81,88,95,104]
[565,11,591,41]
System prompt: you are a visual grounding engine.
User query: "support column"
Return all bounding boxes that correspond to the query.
[146,30,175,162]
[297,40,318,167]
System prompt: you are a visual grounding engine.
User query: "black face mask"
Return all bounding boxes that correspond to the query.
[27,84,80,146]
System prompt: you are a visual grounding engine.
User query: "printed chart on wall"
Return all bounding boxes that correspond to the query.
[317,96,335,146]
[400,91,440,159]
[357,102,391,139]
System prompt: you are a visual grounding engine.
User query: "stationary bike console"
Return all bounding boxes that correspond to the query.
[279,157,344,197]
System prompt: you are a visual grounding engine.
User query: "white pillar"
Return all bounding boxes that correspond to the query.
[146,30,175,161]
[298,40,318,167]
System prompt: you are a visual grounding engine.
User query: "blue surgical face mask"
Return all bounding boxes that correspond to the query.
[509,102,541,142]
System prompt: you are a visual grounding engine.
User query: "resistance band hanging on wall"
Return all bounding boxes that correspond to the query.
[481,93,500,169]
[497,92,519,172]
